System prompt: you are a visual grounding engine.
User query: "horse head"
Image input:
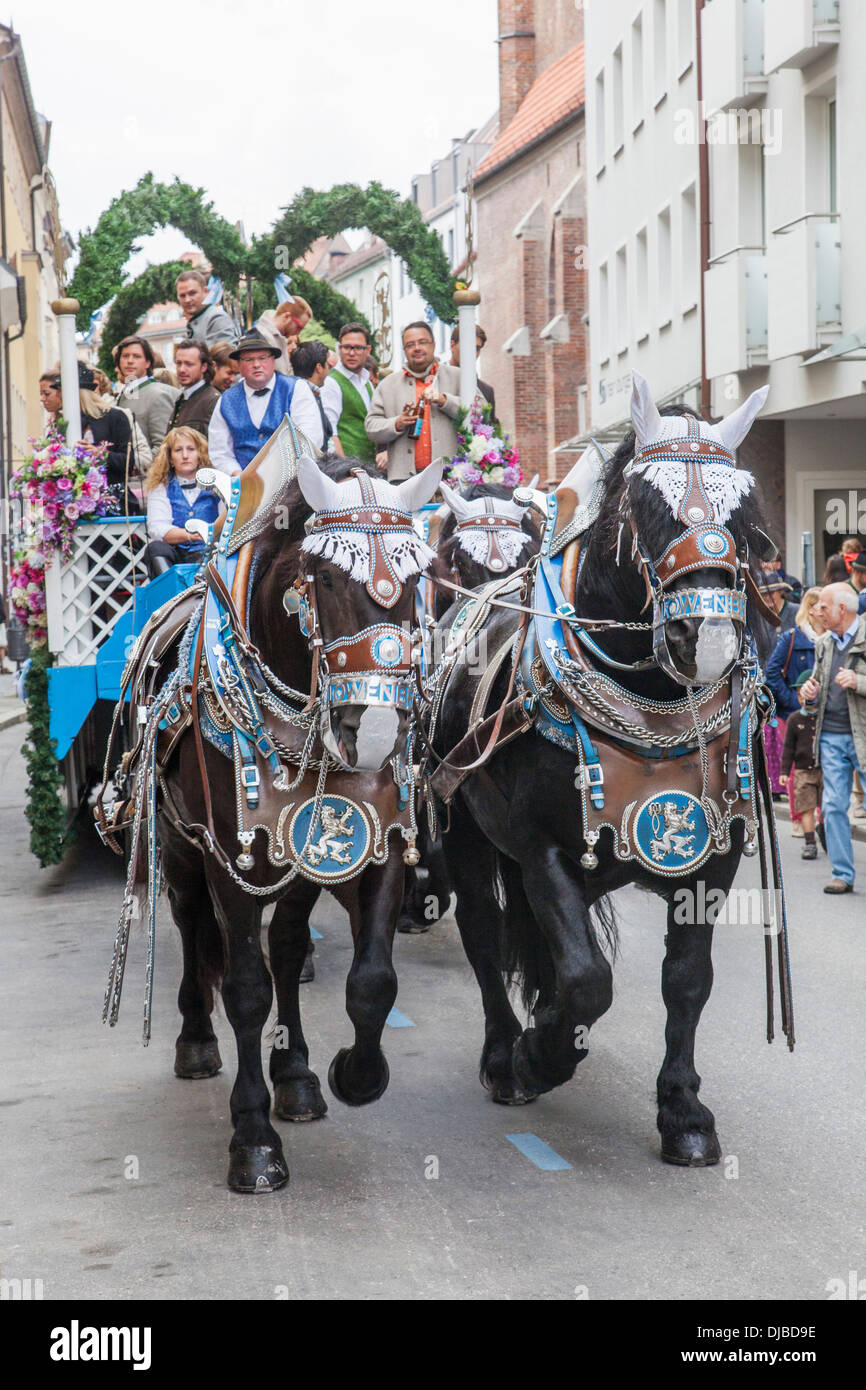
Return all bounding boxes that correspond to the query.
[620,371,772,687]
[433,479,539,616]
[295,455,443,771]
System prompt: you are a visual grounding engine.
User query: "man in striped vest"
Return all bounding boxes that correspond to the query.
[322,321,376,464]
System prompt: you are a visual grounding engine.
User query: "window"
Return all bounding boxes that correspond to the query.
[430,164,438,207]
[654,0,667,105]
[829,99,837,213]
[657,206,672,325]
[411,180,419,205]
[613,45,624,152]
[616,245,628,351]
[635,225,649,340]
[595,69,606,171]
[677,0,693,77]
[448,227,455,267]
[598,261,610,361]
[680,183,698,312]
[632,12,645,130]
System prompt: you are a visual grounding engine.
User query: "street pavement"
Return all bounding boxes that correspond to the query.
[0,718,863,1301]
[0,670,25,732]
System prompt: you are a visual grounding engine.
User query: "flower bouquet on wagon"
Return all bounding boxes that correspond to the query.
[443,399,523,490]
[8,430,113,646]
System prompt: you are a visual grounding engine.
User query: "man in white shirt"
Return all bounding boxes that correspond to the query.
[288,340,341,457]
[208,331,297,475]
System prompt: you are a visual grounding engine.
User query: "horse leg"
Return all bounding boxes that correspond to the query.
[162,833,223,1080]
[443,802,531,1104]
[327,855,402,1106]
[656,883,725,1167]
[511,849,613,1096]
[268,879,328,1122]
[205,869,288,1193]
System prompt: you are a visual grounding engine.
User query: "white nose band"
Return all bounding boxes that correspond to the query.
[693,619,739,684]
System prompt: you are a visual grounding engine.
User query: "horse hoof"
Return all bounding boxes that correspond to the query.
[274,1077,328,1122]
[174,1039,222,1079]
[490,1077,537,1106]
[227,1144,289,1193]
[397,915,429,935]
[328,1048,390,1106]
[660,1130,721,1167]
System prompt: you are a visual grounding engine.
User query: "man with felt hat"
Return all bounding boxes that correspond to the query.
[207,330,297,475]
[846,551,866,614]
[756,570,798,633]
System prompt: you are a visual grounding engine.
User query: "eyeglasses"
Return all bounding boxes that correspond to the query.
[240,353,272,364]
[341,343,368,352]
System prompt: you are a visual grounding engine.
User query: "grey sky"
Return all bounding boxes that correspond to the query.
[11,0,500,278]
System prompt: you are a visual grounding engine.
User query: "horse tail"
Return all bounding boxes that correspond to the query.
[498,854,618,1011]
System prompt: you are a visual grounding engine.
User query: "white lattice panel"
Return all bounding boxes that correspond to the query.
[45,520,149,666]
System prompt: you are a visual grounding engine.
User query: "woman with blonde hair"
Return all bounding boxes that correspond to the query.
[766,586,825,834]
[144,426,221,576]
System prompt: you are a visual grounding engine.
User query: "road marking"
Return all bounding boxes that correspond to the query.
[505,1133,572,1171]
[309,928,323,940]
[385,1007,415,1028]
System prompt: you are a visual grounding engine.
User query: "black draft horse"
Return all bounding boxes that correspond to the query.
[434,396,776,1164]
[399,481,539,933]
[155,455,441,1192]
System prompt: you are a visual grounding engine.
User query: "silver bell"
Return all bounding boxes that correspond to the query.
[743,822,759,857]
[580,850,599,871]
[237,852,254,870]
[402,842,421,867]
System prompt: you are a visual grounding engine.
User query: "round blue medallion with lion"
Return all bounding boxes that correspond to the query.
[632,792,712,874]
[288,796,370,882]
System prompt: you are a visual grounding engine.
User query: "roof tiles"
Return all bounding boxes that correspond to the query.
[476,43,585,181]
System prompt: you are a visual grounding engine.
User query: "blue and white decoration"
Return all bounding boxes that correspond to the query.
[288,795,370,882]
[632,792,712,874]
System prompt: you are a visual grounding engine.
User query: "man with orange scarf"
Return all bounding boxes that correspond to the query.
[365,321,461,481]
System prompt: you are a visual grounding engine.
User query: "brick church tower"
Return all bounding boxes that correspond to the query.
[475,0,588,482]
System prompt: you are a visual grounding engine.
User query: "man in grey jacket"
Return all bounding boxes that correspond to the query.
[114,335,178,453]
[177,268,239,348]
[365,321,461,481]
[800,584,866,893]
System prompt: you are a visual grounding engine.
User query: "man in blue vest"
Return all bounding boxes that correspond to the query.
[208,331,296,474]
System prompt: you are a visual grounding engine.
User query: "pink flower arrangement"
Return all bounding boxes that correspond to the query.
[9,429,112,646]
[444,399,523,491]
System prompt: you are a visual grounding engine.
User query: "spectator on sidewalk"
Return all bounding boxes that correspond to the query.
[760,555,802,604]
[114,335,178,454]
[144,427,221,575]
[823,553,848,584]
[449,322,498,426]
[846,551,866,615]
[766,587,824,836]
[208,331,295,475]
[0,588,11,673]
[168,342,220,435]
[322,321,375,463]
[365,320,460,481]
[177,268,238,348]
[800,583,866,894]
[289,340,341,458]
[780,672,822,861]
[209,342,240,394]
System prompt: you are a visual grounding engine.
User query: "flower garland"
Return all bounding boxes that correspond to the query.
[443,400,523,489]
[9,431,113,647]
[23,644,70,868]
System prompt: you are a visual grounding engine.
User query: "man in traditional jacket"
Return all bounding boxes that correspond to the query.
[177,268,239,348]
[168,341,220,434]
[114,335,178,453]
[322,321,375,462]
[365,321,461,481]
[208,331,296,475]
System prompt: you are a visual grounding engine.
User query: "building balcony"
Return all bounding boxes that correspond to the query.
[701,0,768,115]
[767,214,840,359]
[764,0,840,74]
[705,249,768,378]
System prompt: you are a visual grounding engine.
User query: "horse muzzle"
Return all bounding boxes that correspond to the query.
[320,624,416,771]
[653,587,746,687]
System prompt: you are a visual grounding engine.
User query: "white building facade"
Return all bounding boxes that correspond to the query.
[587,0,865,575]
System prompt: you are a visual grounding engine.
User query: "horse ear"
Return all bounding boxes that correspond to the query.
[714,385,771,453]
[630,370,664,448]
[296,454,341,513]
[391,456,446,512]
[525,473,540,492]
[439,481,471,520]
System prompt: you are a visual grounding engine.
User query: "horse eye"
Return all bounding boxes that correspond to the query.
[318,570,334,589]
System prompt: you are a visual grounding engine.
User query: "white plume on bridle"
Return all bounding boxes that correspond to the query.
[297,454,442,583]
[626,372,770,524]
[439,481,535,568]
